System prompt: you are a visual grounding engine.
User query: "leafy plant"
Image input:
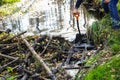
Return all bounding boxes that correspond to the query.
[87,14,111,45]
[7,67,14,73]
[6,76,16,80]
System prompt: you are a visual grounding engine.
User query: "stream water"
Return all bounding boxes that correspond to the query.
[1,0,96,41]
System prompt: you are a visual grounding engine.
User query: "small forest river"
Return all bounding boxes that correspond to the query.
[0,0,95,41]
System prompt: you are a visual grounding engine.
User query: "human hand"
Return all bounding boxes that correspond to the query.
[73,8,79,15]
[104,0,110,3]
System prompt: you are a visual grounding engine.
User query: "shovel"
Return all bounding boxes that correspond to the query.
[73,12,95,50]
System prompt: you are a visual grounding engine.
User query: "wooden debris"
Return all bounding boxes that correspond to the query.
[21,35,56,80]
[39,36,52,56]
[0,57,19,72]
[0,31,100,80]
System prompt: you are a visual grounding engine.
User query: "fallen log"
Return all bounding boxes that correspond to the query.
[21,35,56,80]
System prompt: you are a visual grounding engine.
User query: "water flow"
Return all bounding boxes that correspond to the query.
[1,0,95,41]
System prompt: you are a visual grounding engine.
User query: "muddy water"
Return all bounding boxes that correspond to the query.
[2,0,95,41]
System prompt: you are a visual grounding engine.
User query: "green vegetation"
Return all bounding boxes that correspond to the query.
[82,10,120,80]
[88,13,120,54]
[6,75,16,80]
[0,0,20,5]
[109,31,120,54]
[84,55,120,80]
[7,67,14,73]
[118,0,120,11]
[87,14,111,45]
[76,1,120,79]
[0,9,9,16]
[85,52,106,66]
[0,0,20,17]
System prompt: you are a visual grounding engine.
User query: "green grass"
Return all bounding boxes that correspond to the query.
[84,55,120,80]
[88,14,120,54]
[87,14,111,45]
[108,30,120,54]
[85,52,105,66]
[76,6,120,79]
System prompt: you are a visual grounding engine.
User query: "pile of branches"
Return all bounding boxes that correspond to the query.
[0,30,79,80]
[0,29,102,80]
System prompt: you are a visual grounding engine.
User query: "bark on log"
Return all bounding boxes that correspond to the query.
[21,35,56,80]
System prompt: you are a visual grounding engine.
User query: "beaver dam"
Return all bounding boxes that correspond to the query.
[0,30,103,80]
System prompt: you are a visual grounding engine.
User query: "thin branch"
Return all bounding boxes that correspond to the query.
[39,36,52,56]
[0,53,18,60]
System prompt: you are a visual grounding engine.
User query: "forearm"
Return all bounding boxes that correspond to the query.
[75,0,83,9]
